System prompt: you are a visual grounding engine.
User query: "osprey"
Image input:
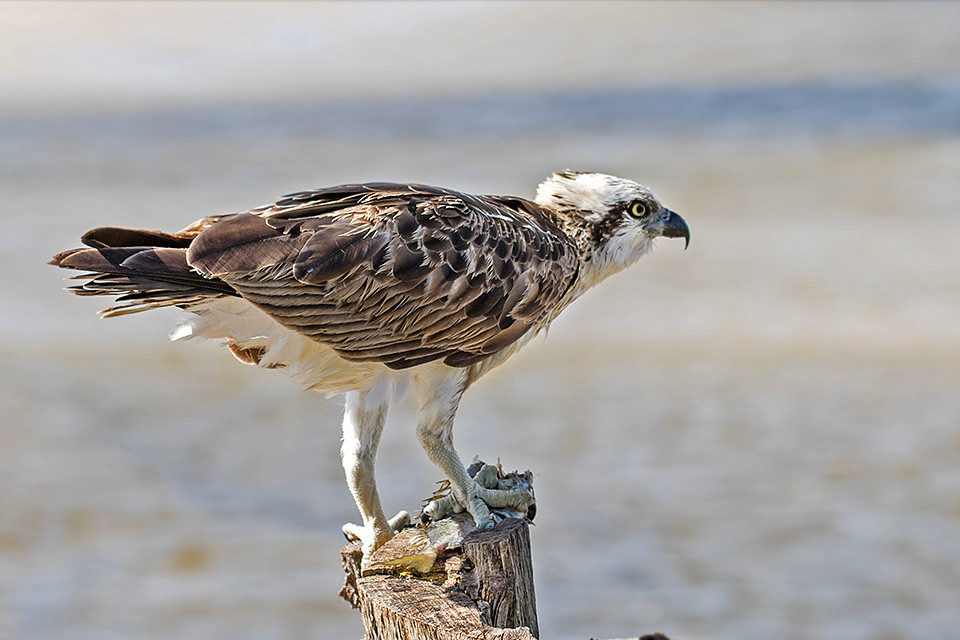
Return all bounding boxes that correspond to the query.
[51,171,689,557]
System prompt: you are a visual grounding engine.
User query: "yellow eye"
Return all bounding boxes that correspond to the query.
[629,202,648,218]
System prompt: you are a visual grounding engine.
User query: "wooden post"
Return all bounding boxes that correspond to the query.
[341,517,539,640]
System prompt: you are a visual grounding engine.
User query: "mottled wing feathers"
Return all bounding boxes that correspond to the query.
[51,183,580,368]
[294,221,388,284]
[187,214,310,277]
[254,182,454,220]
[189,183,579,369]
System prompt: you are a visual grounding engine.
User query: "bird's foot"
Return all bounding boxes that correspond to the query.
[422,460,535,528]
[342,510,410,558]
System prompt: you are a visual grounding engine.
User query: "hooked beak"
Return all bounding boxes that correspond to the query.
[660,209,690,249]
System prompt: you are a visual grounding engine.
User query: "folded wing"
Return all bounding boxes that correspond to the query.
[188,183,580,369]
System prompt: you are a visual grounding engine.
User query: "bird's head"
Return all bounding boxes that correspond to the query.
[535,171,689,286]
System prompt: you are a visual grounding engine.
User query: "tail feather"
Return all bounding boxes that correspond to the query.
[51,227,239,317]
[81,226,193,249]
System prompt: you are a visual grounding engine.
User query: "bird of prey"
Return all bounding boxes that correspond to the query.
[51,171,689,557]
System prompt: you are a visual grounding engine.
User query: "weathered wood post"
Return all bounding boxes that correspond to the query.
[339,463,673,640]
[341,516,539,640]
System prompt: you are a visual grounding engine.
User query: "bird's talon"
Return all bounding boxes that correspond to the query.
[388,510,410,531]
[342,510,410,557]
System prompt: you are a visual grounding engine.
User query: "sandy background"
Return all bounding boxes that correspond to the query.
[2,2,960,639]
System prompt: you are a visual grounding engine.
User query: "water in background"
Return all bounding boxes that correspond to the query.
[2,3,960,640]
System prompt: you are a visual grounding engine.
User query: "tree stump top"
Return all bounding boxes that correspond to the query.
[341,517,538,640]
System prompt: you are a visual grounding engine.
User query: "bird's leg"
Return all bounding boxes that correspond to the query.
[414,370,534,528]
[340,389,409,557]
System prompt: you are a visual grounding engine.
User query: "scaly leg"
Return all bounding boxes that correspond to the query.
[340,389,409,557]
[414,368,533,528]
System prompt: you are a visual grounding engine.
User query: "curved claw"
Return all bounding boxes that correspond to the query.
[423,479,534,528]
[465,495,494,530]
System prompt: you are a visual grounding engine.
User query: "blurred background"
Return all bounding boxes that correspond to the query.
[2,2,959,639]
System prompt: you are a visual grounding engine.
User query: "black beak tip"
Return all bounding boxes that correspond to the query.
[662,209,690,249]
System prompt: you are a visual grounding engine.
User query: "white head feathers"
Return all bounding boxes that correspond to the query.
[535,171,656,221]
